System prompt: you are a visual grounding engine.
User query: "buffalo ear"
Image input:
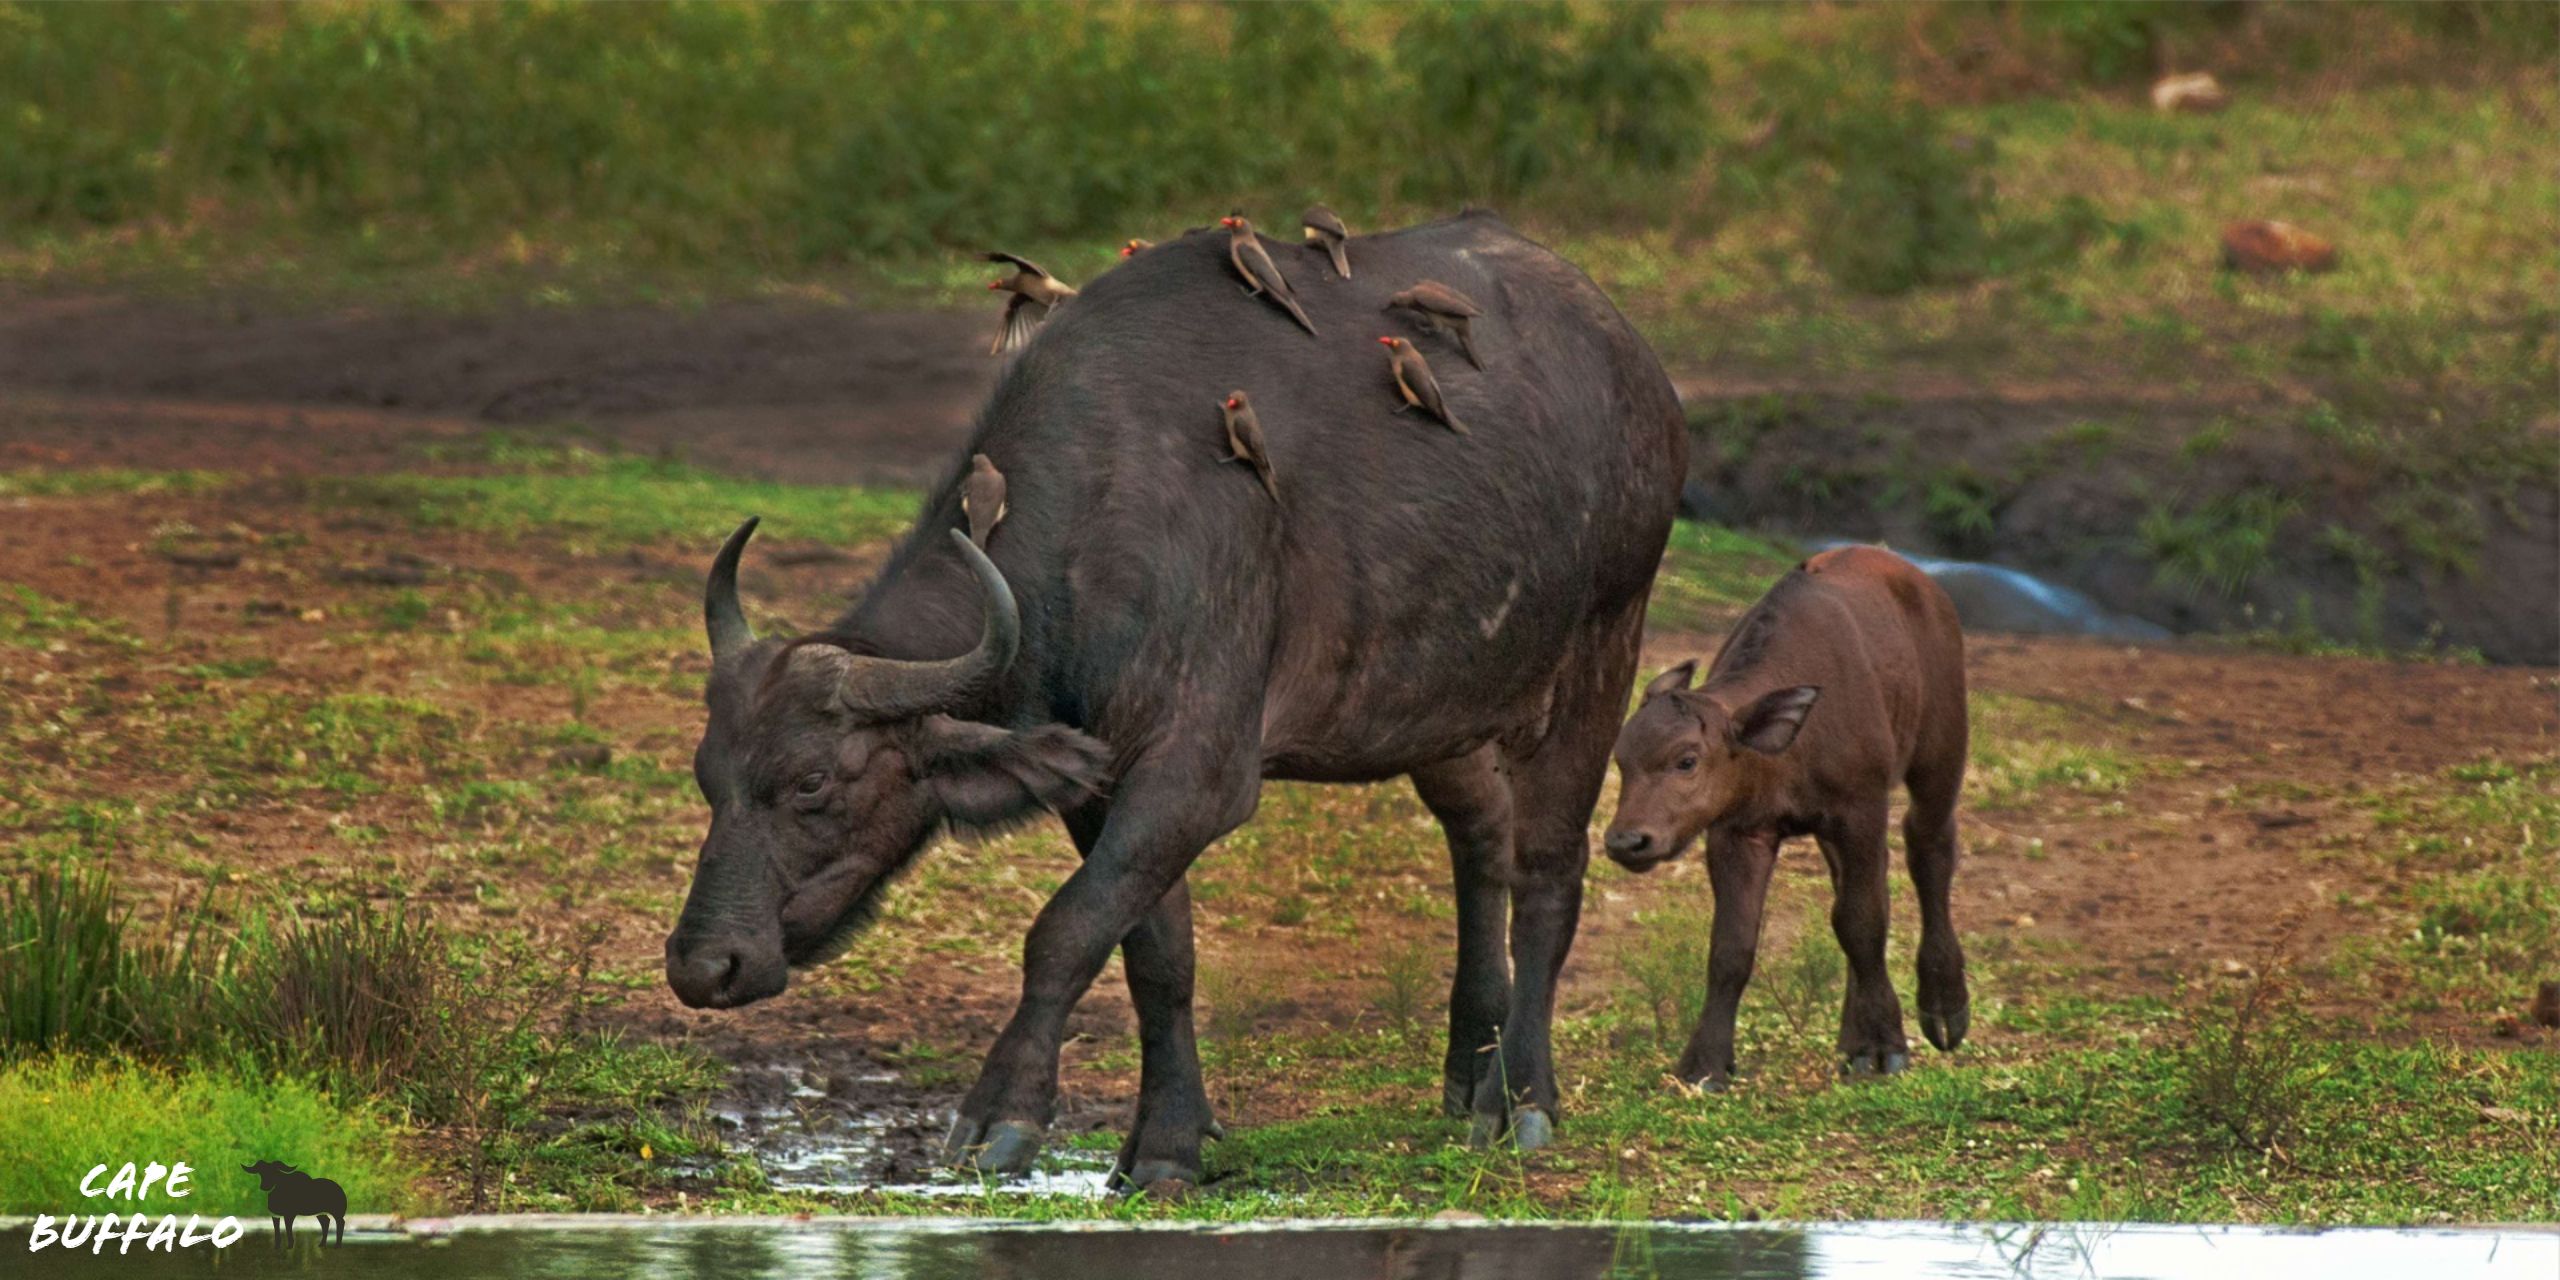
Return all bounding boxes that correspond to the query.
[1732,685,1819,755]
[1643,660,1698,700]
[914,717,1112,830]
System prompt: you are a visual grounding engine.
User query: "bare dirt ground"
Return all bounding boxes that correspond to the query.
[4,291,2554,1194]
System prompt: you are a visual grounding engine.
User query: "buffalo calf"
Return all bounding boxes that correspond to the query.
[1605,545,1968,1087]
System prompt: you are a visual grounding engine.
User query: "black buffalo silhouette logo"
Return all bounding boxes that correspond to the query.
[240,1160,345,1246]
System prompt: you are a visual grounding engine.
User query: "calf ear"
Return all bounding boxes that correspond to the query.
[914,716,1112,830]
[1733,685,1819,754]
[1643,660,1698,700]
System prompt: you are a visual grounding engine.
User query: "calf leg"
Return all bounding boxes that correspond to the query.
[1411,747,1515,1117]
[1819,802,1910,1076]
[1061,806,1220,1192]
[1674,828,1780,1089]
[944,748,1258,1176]
[1904,764,1970,1053]
[1472,605,1644,1149]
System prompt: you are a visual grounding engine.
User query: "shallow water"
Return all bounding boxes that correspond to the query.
[707,1062,1113,1199]
[1805,541,2172,642]
[5,1218,2549,1279]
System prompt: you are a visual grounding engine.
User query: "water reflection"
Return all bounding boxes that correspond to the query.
[1,1219,2548,1280]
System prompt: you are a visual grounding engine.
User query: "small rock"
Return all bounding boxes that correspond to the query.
[159,547,242,570]
[2010,913,2037,929]
[331,554,434,586]
[550,743,614,771]
[2221,220,2339,275]
[2151,71,2229,114]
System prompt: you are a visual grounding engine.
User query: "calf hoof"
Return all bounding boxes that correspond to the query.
[946,1118,1046,1175]
[1839,1050,1911,1080]
[1921,1002,1970,1053]
[1120,1164,1202,1199]
[1510,1106,1556,1152]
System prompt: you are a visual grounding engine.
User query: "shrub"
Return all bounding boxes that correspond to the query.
[2177,927,2327,1155]
[0,1055,417,1217]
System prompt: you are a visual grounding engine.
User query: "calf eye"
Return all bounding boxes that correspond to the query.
[1674,754,1700,774]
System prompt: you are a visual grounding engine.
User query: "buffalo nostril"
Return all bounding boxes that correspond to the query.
[1605,830,1653,858]
[667,941,747,1008]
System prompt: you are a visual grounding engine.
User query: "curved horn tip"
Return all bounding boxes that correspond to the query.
[705,516,763,659]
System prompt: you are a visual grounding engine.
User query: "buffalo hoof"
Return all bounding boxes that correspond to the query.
[1468,1108,1505,1150]
[1839,1049,1911,1080]
[1921,1002,1970,1053]
[1678,1074,1732,1095]
[945,1117,1046,1175]
[1509,1106,1556,1152]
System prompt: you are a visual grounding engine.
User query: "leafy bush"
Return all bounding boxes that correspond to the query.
[0,2,1711,261]
[0,1055,417,1216]
[1811,97,1999,295]
[2138,489,2300,599]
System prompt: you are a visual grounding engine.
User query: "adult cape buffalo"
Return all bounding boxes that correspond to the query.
[665,211,1687,1191]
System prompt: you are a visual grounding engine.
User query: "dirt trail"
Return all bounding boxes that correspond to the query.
[0,291,996,485]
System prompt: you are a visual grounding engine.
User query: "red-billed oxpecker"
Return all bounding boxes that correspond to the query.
[1219,215,1318,336]
[961,453,1008,549]
[1379,335,1466,435]
[1301,204,1351,279]
[985,252,1075,353]
[1605,545,1971,1089]
[1384,280,1484,370]
[1217,391,1280,504]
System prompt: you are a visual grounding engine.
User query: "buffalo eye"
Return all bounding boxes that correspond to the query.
[791,770,830,805]
[1674,754,1700,774]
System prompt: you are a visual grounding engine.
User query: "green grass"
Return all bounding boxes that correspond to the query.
[4,449,2549,1222]
[307,446,917,552]
[689,1002,2560,1223]
[0,468,227,499]
[1646,523,1798,632]
[0,1055,417,1217]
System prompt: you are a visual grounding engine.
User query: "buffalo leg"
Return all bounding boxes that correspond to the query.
[1472,605,1644,1149]
[944,749,1258,1176]
[1675,827,1780,1088]
[1411,747,1515,1117]
[1061,806,1220,1192]
[1904,760,1969,1053]
[1819,803,1910,1076]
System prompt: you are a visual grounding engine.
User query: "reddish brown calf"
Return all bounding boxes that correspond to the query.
[1606,545,1969,1087]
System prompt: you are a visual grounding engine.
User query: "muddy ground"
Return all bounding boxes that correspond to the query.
[3,290,2555,1205]
[11,288,2550,663]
